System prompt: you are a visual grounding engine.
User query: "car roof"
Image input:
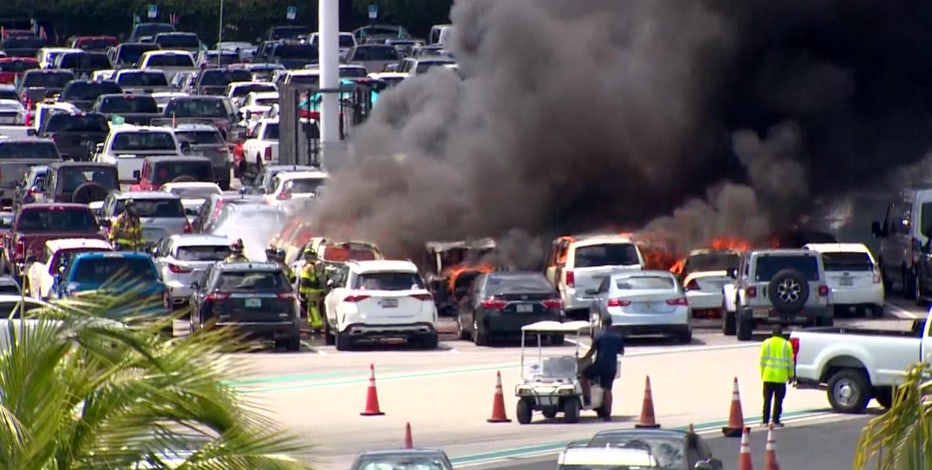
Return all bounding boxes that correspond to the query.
[172,123,219,131]
[72,251,151,261]
[161,182,220,189]
[20,203,90,211]
[803,243,872,254]
[571,235,637,247]
[112,191,181,200]
[558,447,656,466]
[355,449,448,459]
[591,428,690,440]
[752,248,817,256]
[611,269,674,278]
[166,234,233,246]
[45,238,113,251]
[349,260,418,273]
[145,155,211,164]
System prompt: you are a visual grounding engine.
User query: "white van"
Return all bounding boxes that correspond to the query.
[429,24,453,47]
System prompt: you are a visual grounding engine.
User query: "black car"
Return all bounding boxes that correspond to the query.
[191,68,253,96]
[189,261,301,351]
[587,429,724,470]
[36,112,110,161]
[350,449,453,470]
[15,69,75,103]
[58,79,123,112]
[42,161,118,204]
[456,271,564,346]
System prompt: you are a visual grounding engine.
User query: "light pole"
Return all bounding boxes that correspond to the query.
[217,0,224,67]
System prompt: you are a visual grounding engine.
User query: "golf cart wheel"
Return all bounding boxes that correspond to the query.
[516,399,533,424]
[542,408,557,419]
[563,397,580,423]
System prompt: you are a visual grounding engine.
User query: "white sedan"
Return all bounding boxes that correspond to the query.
[684,271,733,318]
[589,270,692,344]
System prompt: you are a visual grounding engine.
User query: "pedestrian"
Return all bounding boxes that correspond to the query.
[299,248,324,334]
[760,325,795,427]
[580,314,625,422]
[224,239,250,263]
[109,199,143,251]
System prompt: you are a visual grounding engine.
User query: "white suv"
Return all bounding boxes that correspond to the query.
[803,243,884,317]
[323,260,438,351]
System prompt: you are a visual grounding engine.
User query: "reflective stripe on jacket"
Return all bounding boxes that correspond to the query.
[109,214,143,248]
[760,336,794,383]
[224,254,250,263]
[300,265,321,293]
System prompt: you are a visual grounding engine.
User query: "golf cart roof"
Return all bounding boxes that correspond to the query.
[522,320,592,333]
[425,238,496,252]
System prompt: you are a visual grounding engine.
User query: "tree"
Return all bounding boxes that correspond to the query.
[854,362,932,469]
[0,291,311,469]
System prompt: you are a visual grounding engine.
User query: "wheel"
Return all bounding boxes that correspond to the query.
[916,272,926,306]
[873,386,893,410]
[736,314,753,341]
[516,399,533,424]
[473,320,489,346]
[563,397,580,423]
[456,316,469,340]
[334,328,353,351]
[550,334,565,346]
[542,409,557,419]
[879,261,893,291]
[722,308,736,336]
[417,333,439,350]
[676,328,692,344]
[826,369,871,413]
[324,321,335,345]
[902,268,915,298]
[284,335,301,352]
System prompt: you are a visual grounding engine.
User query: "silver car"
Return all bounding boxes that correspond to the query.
[100,191,191,248]
[589,270,692,344]
[151,234,233,309]
[208,204,287,261]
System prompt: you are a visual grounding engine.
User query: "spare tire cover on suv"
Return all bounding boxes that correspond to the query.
[71,182,109,204]
[768,269,810,313]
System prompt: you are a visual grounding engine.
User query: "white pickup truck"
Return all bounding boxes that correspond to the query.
[790,309,932,413]
[241,117,279,179]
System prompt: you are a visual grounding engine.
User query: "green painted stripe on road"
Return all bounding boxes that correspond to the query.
[225,369,383,387]
[449,408,827,465]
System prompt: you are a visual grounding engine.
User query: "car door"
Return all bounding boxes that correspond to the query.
[324,267,351,324]
[153,237,173,278]
[459,273,485,333]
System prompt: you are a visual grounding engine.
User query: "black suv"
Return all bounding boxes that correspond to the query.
[35,112,110,161]
[189,261,301,351]
[41,162,119,204]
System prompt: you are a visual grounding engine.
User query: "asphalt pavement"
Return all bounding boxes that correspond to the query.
[470,415,874,470]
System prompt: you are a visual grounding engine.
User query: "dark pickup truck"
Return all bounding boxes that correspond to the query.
[15,69,75,104]
[191,68,253,96]
[112,69,173,95]
[35,112,110,161]
[57,79,123,112]
[0,203,107,278]
[152,96,245,143]
[92,93,162,126]
[0,138,63,208]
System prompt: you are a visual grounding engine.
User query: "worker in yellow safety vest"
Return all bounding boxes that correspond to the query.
[299,247,324,334]
[224,239,250,263]
[266,244,296,284]
[760,325,796,427]
[109,199,144,251]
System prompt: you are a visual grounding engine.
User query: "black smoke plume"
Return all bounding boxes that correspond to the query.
[310,0,932,264]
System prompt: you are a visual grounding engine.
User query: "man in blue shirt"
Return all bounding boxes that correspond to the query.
[581,315,625,421]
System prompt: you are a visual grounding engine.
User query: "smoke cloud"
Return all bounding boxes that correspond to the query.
[309,0,932,263]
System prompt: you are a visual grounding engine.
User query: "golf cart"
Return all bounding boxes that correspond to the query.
[515,321,619,424]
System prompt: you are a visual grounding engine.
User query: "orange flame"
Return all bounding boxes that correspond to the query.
[669,258,685,275]
[444,264,496,293]
[709,237,752,251]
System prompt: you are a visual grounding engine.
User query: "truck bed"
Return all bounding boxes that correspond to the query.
[798,320,925,339]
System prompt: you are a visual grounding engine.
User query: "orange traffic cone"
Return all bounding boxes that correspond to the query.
[722,377,745,437]
[764,423,779,470]
[738,427,753,470]
[404,422,413,449]
[487,371,512,423]
[634,375,661,429]
[360,364,385,416]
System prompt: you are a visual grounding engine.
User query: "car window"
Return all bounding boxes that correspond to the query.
[146,54,195,67]
[484,275,553,294]
[754,255,820,282]
[17,208,97,233]
[282,178,325,195]
[585,436,683,470]
[198,70,253,87]
[683,252,739,276]
[0,283,20,295]
[176,245,230,261]
[72,257,156,283]
[98,95,160,113]
[116,198,184,218]
[614,275,675,290]
[321,245,378,262]
[44,114,110,133]
[111,131,176,152]
[216,270,289,291]
[262,123,279,140]
[0,141,60,159]
[574,244,640,268]
[61,81,122,101]
[152,162,213,184]
[0,300,42,319]
[116,71,168,87]
[820,251,873,272]
[166,98,229,118]
[353,272,424,291]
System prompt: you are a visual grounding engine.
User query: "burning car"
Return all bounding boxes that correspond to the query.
[422,238,499,317]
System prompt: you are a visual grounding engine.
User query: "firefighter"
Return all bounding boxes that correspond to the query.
[299,248,324,334]
[109,199,144,251]
[224,239,250,263]
[266,244,296,284]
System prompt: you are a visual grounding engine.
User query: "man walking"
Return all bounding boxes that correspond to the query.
[580,314,625,422]
[760,325,795,427]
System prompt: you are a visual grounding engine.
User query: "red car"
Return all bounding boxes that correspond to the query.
[0,57,38,85]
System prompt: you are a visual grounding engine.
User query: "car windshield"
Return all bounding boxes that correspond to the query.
[156,34,200,48]
[153,162,212,184]
[351,46,398,61]
[0,142,60,159]
[17,208,98,233]
[754,255,821,282]
[58,53,109,69]
[574,244,640,268]
[340,67,368,78]
[117,198,184,218]
[72,257,156,284]
[111,131,176,151]
[117,71,168,87]
[353,272,423,290]
[215,209,286,233]
[820,252,873,272]
[97,95,160,113]
[614,275,676,290]
[586,436,683,470]
[135,24,175,38]
[0,300,43,319]
[321,245,378,262]
[0,59,38,72]
[274,44,318,60]
[484,274,553,294]
[216,270,289,291]
[116,45,160,65]
[62,81,122,101]
[44,114,109,133]
[684,252,739,275]
[198,70,253,87]
[262,123,279,140]
[60,168,118,193]
[175,130,224,146]
[167,186,220,199]
[282,178,325,194]
[78,38,117,50]
[232,84,275,97]
[558,465,656,470]
[254,97,277,106]
[357,458,451,470]
[287,74,319,85]
[146,54,195,67]
[166,98,229,118]
[21,71,74,88]
[415,61,451,74]
[176,245,230,261]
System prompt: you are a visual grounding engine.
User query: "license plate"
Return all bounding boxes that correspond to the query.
[839,278,853,286]
[641,302,656,311]
[382,298,398,308]
[516,304,534,313]
[245,298,261,308]
[753,308,770,318]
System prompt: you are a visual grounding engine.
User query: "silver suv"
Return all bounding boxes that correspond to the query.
[724,249,833,341]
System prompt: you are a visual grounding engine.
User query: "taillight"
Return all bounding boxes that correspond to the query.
[790,338,800,362]
[542,298,563,309]
[183,220,192,233]
[607,298,631,307]
[410,293,432,301]
[685,279,700,290]
[666,297,688,306]
[746,286,757,298]
[264,147,272,161]
[277,292,297,300]
[14,238,24,257]
[276,192,291,200]
[872,272,881,284]
[818,285,829,297]
[481,297,508,310]
[565,270,575,288]
[343,295,370,302]
[168,263,192,274]
[206,292,231,301]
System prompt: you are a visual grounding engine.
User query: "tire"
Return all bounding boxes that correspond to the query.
[334,328,353,351]
[880,261,893,291]
[171,175,197,183]
[736,313,754,341]
[284,335,301,352]
[902,268,915,298]
[676,328,692,344]
[873,386,893,410]
[324,321,335,346]
[916,272,925,306]
[563,397,580,423]
[722,308,736,336]
[826,369,872,413]
[71,182,108,204]
[473,320,489,346]
[456,316,469,340]
[516,399,533,425]
[542,409,557,419]
[768,269,809,313]
[418,333,439,350]
[550,334,565,346]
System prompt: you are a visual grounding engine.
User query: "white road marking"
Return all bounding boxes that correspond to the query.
[885,302,923,319]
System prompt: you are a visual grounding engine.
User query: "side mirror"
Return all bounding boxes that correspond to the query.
[179,141,191,154]
[871,221,883,238]
[726,268,737,278]
[190,282,199,289]
[26,128,36,136]
[95,142,104,153]
[454,287,468,298]
[239,186,251,195]
[150,246,159,255]
[132,170,140,180]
